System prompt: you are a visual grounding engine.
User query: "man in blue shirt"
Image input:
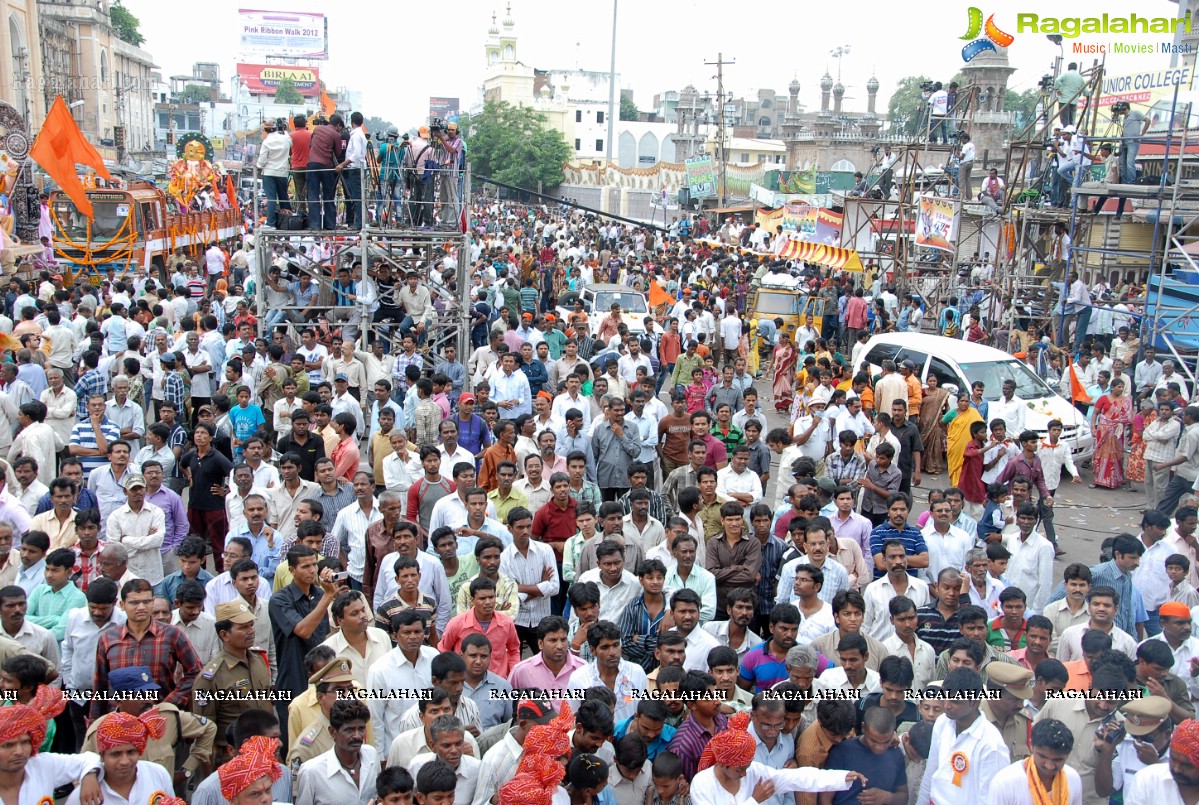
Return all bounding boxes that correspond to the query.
[824,703,908,805]
[868,493,930,580]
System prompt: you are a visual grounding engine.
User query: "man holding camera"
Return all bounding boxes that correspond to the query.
[1111,101,1150,183]
[404,126,433,228]
[431,120,463,230]
[256,118,292,229]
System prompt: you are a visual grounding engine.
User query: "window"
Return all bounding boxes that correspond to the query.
[596,139,603,152]
[574,139,581,150]
[864,343,902,368]
[597,111,604,124]
[928,357,963,394]
[576,110,582,123]
[957,360,1055,401]
[894,350,929,376]
[740,153,750,162]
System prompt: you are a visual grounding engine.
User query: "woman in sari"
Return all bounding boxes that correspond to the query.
[919,373,952,474]
[772,331,798,412]
[1091,378,1133,489]
[1127,398,1154,491]
[943,394,984,485]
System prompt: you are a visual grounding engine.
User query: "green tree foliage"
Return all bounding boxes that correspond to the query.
[886,76,935,137]
[620,94,639,122]
[458,100,572,189]
[273,78,303,105]
[1005,88,1042,134]
[178,85,210,105]
[110,1,144,47]
[364,116,400,136]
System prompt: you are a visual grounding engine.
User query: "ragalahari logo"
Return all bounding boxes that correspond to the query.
[961,7,1015,62]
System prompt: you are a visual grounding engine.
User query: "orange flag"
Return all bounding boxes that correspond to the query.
[648,280,673,308]
[30,96,112,219]
[1067,355,1092,405]
[320,89,336,118]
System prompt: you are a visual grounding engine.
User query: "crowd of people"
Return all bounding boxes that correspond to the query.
[0,194,1195,805]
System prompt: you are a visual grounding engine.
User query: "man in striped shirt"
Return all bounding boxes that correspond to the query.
[68,394,121,482]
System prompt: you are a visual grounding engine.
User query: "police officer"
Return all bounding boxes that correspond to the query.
[1098,694,1174,798]
[83,665,217,789]
[287,657,358,772]
[192,600,273,750]
[981,662,1035,761]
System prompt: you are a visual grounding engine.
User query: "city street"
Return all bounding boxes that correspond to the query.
[749,394,1147,571]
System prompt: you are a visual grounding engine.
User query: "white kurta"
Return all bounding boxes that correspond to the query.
[690,762,852,805]
[19,751,101,805]
[1124,762,1187,805]
[64,760,173,805]
[986,759,1082,805]
[918,712,1011,805]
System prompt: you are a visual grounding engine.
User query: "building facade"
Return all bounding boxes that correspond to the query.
[36,0,157,159]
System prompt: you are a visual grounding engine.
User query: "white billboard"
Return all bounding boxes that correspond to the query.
[239,9,328,59]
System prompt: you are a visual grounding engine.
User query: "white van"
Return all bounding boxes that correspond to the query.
[861,333,1094,462]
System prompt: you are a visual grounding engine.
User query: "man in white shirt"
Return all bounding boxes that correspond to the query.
[716,447,763,506]
[1003,503,1055,613]
[918,667,1010,805]
[921,498,975,585]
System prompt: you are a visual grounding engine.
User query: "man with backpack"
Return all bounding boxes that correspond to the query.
[405,127,434,228]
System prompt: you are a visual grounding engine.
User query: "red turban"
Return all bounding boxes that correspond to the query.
[1174,719,1199,768]
[499,754,565,805]
[96,710,167,754]
[0,686,65,755]
[238,735,282,763]
[698,712,757,772]
[522,702,573,761]
[219,738,283,801]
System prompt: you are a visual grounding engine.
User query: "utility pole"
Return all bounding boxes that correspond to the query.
[605,0,617,163]
[705,53,734,208]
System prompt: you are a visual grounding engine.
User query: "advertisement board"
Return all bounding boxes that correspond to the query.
[236,64,320,97]
[239,9,328,59]
[684,156,717,199]
[429,97,461,123]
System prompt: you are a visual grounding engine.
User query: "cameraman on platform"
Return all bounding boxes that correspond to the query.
[431,120,463,230]
[1111,101,1149,183]
[377,128,409,225]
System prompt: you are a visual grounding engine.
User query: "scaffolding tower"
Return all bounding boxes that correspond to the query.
[838,84,1005,307]
[251,165,474,370]
[995,61,1199,390]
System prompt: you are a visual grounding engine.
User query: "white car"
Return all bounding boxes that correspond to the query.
[557,284,649,338]
[861,333,1094,462]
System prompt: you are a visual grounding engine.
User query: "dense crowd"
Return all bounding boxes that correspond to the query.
[0,196,1194,805]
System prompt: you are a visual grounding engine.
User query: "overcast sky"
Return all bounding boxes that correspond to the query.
[124,0,1187,126]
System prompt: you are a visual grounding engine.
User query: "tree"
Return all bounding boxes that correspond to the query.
[458,100,572,189]
[886,75,935,137]
[178,85,210,105]
[364,116,400,137]
[109,1,144,47]
[273,78,303,105]
[620,93,639,122]
[1005,88,1042,134]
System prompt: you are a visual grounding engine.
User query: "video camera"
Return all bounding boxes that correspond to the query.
[1038,74,1055,91]
[920,81,935,93]
[429,117,444,135]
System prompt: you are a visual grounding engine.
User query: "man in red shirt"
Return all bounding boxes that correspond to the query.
[531,473,577,564]
[844,288,870,345]
[438,576,521,677]
[290,114,311,220]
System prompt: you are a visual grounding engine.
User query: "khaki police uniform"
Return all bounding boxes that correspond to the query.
[191,601,274,748]
[981,662,1035,761]
[287,658,356,773]
[84,702,217,777]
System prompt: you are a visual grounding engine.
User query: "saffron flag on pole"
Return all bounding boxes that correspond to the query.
[30,96,112,219]
[320,89,336,118]
[648,281,674,309]
[1067,355,1092,405]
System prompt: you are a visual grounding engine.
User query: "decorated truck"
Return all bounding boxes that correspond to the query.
[48,133,242,280]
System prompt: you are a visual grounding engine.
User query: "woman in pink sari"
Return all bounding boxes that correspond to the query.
[1091,377,1133,489]
[772,332,798,412]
